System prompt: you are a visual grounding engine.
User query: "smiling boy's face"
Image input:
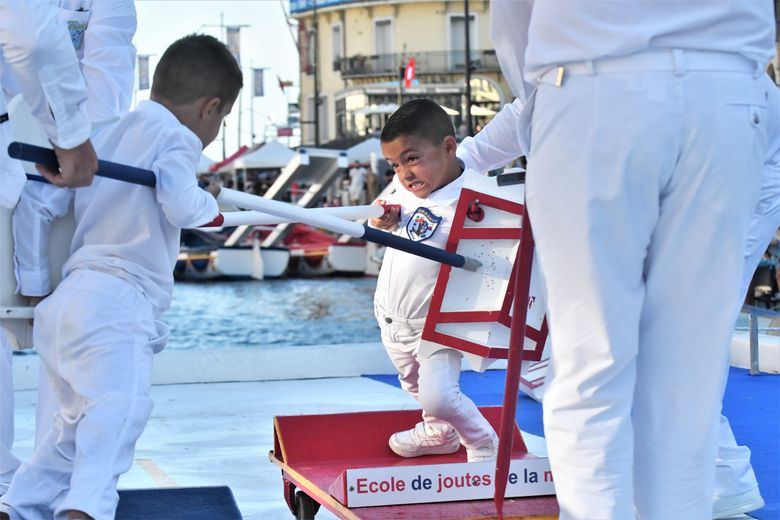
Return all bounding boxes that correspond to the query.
[381,133,459,199]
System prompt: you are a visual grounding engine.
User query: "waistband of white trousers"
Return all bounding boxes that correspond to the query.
[538,49,762,86]
[374,303,427,327]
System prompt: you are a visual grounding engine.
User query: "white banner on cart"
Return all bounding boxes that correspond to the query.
[341,457,554,507]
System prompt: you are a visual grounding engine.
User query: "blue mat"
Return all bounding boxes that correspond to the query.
[116,486,242,519]
[367,367,779,519]
[721,368,779,520]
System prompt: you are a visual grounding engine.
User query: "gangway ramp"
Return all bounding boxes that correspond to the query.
[224,148,348,248]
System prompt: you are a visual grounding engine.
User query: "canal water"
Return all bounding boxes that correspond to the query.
[164,277,381,350]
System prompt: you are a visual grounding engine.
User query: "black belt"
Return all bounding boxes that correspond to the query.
[0,113,8,124]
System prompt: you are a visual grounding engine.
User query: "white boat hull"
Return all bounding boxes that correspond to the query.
[175,247,290,281]
[215,246,290,278]
[328,244,367,274]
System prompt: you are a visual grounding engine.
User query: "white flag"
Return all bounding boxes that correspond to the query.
[253,69,264,97]
[226,26,241,64]
[138,55,150,90]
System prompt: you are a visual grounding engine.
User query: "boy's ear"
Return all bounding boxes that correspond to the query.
[201,97,222,119]
[443,135,458,154]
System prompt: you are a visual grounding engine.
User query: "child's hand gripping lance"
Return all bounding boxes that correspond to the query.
[8,142,481,272]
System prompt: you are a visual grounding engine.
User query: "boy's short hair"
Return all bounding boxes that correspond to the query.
[380,98,455,145]
[151,34,243,110]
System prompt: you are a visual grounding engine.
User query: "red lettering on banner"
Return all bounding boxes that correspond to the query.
[357,477,406,494]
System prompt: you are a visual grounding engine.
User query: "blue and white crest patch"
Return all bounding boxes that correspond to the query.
[406,207,442,242]
[67,20,88,52]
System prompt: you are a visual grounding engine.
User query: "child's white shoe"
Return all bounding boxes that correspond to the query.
[389,422,460,458]
[466,431,499,463]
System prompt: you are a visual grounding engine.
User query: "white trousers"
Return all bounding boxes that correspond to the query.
[741,156,780,294]
[1,270,166,520]
[715,415,760,499]
[0,330,20,493]
[376,306,495,448]
[0,325,79,497]
[711,153,780,500]
[527,59,767,519]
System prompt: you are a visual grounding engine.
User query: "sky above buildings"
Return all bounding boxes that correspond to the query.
[134,0,300,160]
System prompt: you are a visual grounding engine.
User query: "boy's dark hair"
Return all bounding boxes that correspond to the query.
[380,98,455,145]
[152,34,243,110]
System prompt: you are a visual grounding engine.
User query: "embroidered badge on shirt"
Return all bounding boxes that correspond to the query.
[67,20,88,51]
[406,207,442,242]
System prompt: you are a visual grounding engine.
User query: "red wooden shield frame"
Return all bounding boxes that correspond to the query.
[421,187,547,362]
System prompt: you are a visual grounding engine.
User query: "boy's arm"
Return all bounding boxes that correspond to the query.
[152,129,219,229]
[12,182,74,297]
[456,98,527,173]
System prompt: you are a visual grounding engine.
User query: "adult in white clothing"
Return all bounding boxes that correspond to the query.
[457,72,780,517]
[487,1,775,518]
[0,0,102,495]
[0,0,97,198]
[0,0,137,495]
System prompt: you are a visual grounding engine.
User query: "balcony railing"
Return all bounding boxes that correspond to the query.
[339,50,501,78]
[290,0,362,14]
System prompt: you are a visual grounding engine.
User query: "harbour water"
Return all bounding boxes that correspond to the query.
[164,277,381,350]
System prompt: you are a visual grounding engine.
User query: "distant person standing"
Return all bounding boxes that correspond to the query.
[488,0,775,518]
[348,162,367,205]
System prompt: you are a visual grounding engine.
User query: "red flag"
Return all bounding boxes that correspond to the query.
[278,76,294,92]
[404,57,415,88]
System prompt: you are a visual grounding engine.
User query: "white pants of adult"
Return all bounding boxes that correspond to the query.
[0,270,164,520]
[741,157,780,291]
[713,152,780,502]
[526,51,768,519]
[375,305,495,449]
[0,330,20,495]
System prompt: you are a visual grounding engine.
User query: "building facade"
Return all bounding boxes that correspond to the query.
[291,0,510,146]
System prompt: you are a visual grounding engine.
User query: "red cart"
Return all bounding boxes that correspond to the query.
[269,406,559,520]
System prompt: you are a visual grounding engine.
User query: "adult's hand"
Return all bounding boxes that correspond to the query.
[35,139,98,188]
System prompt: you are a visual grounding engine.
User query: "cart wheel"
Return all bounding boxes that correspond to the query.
[294,490,320,520]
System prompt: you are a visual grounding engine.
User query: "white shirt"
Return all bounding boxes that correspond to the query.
[1,0,136,125]
[0,0,92,207]
[374,171,467,320]
[490,0,776,93]
[55,0,137,125]
[13,100,219,316]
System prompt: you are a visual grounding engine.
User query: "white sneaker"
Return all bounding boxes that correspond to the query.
[712,487,765,519]
[389,422,460,458]
[466,431,499,463]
